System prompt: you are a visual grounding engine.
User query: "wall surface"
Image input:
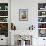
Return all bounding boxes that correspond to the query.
[11,0,46,30]
[11,0,46,46]
[11,0,38,30]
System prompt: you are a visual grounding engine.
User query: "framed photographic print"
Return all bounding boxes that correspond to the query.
[19,9,28,21]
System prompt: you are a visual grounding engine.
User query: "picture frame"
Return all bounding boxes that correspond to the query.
[19,9,28,21]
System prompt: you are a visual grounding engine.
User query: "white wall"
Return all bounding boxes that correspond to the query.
[11,0,38,30]
[11,0,46,46]
[11,0,46,30]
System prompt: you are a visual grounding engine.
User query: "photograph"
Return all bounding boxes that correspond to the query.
[19,9,28,21]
